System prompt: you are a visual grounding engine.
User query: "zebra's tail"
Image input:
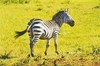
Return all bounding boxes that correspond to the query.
[15,28,27,39]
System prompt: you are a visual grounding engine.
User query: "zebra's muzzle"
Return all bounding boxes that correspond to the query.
[67,20,75,27]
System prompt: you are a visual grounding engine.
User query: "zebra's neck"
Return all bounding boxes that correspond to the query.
[53,19,63,27]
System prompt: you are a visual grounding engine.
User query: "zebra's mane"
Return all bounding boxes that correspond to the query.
[52,11,64,20]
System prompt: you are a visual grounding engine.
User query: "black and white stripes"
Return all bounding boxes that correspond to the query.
[15,8,75,57]
[27,18,60,40]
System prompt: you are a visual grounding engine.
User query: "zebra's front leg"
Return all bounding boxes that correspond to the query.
[44,39,50,55]
[54,34,59,55]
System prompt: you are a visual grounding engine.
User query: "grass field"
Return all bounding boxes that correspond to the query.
[0,0,100,66]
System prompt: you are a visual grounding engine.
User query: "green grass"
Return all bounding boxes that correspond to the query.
[0,0,100,66]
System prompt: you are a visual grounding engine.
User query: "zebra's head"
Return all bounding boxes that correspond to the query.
[62,8,75,27]
[52,8,75,27]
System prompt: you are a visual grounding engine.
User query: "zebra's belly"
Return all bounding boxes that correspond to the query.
[39,33,53,40]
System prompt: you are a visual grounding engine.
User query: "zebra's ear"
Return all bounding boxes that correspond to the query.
[65,8,69,12]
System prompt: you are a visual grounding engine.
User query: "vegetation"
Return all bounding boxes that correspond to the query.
[0,0,30,4]
[0,0,100,66]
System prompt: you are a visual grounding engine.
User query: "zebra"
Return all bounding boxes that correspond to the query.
[15,8,75,57]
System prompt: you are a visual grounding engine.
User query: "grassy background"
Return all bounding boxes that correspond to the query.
[0,0,100,66]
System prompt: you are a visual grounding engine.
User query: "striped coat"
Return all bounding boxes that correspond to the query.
[15,9,75,57]
[27,18,60,40]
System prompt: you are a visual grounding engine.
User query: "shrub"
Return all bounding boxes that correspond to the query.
[0,0,30,4]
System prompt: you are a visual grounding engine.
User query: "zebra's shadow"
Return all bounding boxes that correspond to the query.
[0,50,15,59]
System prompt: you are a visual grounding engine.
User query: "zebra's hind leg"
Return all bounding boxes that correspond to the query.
[44,39,50,55]
[30,41,35,57]
[29,35,41,57]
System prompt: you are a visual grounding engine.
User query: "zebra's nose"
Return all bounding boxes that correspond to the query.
[70,20,75,27]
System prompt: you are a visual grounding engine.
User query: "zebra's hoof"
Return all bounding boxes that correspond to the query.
[27,54,31,58]
[44,52,47,55]
[31,54,35,57]
[56,51,59,55]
